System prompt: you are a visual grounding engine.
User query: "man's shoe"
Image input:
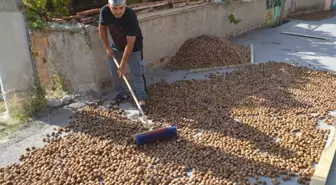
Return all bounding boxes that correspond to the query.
[110,93,129,106]
[138,100,149,116]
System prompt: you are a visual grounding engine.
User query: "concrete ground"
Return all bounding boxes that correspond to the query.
[232,17,336,72]
[1,16,336,185]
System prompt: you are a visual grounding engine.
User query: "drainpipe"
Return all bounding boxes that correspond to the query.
[279,0,286,24]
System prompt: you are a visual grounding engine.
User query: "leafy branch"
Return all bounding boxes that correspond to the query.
[225,0,242,25]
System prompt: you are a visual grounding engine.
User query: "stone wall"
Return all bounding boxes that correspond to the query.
[30,0,267,96]
[31,26,109,96]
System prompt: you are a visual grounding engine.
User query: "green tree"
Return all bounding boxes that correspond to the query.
[20,0,72,29]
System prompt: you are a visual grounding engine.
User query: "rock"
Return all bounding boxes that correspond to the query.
[47,98,62,107]
[67,101,87,110]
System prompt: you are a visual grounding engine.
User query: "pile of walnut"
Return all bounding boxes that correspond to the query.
[166,35,251,70]
[1,62,336,185]
[147,62,336,184]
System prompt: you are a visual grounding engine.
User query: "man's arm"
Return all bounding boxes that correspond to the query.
[98,6,113,57]
[120,36,136,67]
[98,24,110,49]
[121,9,139,67]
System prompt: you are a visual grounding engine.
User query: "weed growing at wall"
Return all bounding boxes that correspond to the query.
[10,80,47,122]
[0,81,46,137]
[19,0,71,30]
[6,43,47,122]
[0,102,5,113]
[226,0,242,25]
[49,74,71,99]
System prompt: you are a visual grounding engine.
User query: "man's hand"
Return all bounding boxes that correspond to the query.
[106,47,114,58]
[118,36,136,77]
[118,63,127,77]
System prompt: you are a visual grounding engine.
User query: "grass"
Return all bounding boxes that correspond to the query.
[0,103,25,139]
[0,101,5,113]
[0,119,24,139]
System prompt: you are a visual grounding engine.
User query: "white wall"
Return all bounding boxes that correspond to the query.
[0,2,35,114]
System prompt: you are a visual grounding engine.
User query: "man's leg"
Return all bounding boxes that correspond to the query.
[141,49,148,94]
[124,50,149,113]
[107,48,129,104]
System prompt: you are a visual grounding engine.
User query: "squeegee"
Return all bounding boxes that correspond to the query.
[134,126,177,145]
[112,56,177,145]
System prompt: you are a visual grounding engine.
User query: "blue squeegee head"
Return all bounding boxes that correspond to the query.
[134,126,177,146]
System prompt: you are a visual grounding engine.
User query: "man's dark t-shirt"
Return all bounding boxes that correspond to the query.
[99,5,143,52]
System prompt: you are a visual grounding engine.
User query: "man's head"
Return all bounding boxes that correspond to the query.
[108,0,126,18]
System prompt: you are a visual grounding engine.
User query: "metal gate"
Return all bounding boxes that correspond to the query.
[267,0,282,9]
[332,0,336,9]
[265,0,284,26]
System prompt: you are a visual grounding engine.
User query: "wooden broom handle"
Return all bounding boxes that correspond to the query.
[112,57,146,117]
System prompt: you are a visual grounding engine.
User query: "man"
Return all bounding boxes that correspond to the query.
[98,0,148,114]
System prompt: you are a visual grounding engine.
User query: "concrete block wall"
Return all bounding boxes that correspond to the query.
[140,0,266,70]
[284,0,326,17]
[30,0,267,96]
[295,0,325,11]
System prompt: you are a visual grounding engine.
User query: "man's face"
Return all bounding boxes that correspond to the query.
[108,2,126,18]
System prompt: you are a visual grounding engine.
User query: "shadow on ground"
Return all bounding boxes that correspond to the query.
[65,105,298,184]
